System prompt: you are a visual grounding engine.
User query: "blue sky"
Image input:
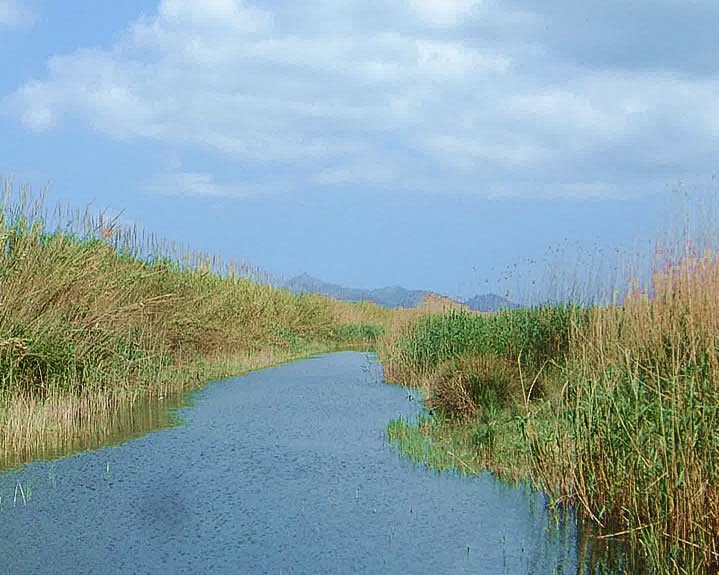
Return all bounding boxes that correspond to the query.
[1,0,717,299]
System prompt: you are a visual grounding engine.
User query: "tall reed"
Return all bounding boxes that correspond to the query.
[529,250,719,571]
[380,249,719,572]
[0,182,385,469]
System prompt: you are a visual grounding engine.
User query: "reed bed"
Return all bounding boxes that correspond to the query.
[380,306,578,414]
[0,183,385,470]
[380,251,719,573]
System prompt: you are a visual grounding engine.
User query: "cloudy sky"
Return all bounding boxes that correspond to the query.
[1,0,717,298]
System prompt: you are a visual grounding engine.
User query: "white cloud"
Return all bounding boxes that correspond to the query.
[415,39,509,76]
[422,134,551,170]
[313,160,395,186]
[407,0,481,27]
[509,89,625,140]
[0,0,33,27]
[146,170,253,198]
[156,0,272,32]
[6,0,719,199]
[19,96,54,130]
[8,1,509,166]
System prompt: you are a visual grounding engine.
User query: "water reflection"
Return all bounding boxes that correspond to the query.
[0,390,189,471]
[0,353,625,574]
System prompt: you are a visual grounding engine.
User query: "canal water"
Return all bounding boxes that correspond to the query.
[0,352,617,574]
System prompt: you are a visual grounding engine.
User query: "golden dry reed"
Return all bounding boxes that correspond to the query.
[533,250,719,572]
[0,182,386,470]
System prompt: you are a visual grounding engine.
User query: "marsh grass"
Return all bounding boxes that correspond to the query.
[536,251,719,572]
[381,306,578,415]
[0,183,386,470]
[380,249,719,573]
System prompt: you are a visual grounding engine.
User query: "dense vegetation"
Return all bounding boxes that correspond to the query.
[381,255,719,574]
[5,182,719,573]
[0,186,387,469]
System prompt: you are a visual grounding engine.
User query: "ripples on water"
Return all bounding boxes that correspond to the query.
[0,352,622,574]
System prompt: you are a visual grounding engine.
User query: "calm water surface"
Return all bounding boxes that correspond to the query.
[0,352,617,574]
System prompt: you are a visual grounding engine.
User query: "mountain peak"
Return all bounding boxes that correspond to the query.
[284,273,517,311]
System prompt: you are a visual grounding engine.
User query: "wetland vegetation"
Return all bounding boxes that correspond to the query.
[380,256,719,573]
[0,184,388,469]
[2,182,718,573]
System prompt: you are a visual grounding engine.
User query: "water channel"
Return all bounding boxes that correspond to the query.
[0,352,619,574]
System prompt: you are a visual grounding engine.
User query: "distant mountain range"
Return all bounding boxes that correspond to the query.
[284,273,518,312]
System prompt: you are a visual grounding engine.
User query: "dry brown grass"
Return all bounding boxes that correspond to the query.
[421,292,468,313]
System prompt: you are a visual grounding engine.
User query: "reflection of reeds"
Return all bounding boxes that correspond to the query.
[0,182,384,470]
[0,347,329,470]
[386,413,629,573]
[381,250,719,572]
